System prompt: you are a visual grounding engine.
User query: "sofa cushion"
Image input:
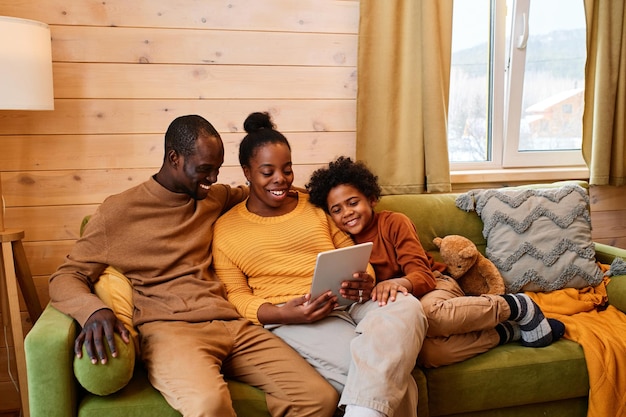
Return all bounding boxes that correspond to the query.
[424,340,588,415]
[79,365,182,417]
[456,183,604,293]
[78,366,269,417]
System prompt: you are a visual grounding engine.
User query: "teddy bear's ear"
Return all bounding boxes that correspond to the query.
[459,246,475,259]
[433,237,442,248]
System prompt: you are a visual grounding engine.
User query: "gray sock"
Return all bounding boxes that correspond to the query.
[502,294,553,347]
[495,321,521,345]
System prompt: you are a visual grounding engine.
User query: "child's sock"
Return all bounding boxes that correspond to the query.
[495,321,521,345]
[548,318,566,341]
[343,405,387,417]
[501,293,554,347]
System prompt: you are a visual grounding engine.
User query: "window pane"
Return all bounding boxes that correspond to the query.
[448,2,491,162]
[517,0,586,152]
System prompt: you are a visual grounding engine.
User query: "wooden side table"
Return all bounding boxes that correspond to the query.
[1,229,43,417]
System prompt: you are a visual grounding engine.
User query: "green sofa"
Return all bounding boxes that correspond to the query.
[25,185,626,417]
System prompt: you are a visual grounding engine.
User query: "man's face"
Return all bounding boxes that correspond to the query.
[175,134,224,200]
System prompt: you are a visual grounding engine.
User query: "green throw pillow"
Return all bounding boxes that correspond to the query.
[73,332,135,396]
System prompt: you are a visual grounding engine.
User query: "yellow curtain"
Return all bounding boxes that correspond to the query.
[582,0,626,186]
[356,0,453,194]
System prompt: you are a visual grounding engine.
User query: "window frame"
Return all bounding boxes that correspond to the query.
[449,0,587,173]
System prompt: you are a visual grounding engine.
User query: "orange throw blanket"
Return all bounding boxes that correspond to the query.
[526,276,626,417]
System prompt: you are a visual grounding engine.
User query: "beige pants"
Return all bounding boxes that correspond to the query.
[139,318,338,417]
[271,294,425,417]
[418,277,512,368]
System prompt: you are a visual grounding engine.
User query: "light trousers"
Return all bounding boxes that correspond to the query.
[139,318,338,417]
[418,277,512,368]
[271,294,426,417]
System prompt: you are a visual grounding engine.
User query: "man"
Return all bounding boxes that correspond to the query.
[49,114,338,417]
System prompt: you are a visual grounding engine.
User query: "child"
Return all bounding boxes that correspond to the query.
[306,156,565,367]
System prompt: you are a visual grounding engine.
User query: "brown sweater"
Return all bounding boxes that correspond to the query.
[49,177,247,327]
[353,211,445,297]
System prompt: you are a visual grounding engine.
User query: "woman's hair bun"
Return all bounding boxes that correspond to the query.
[243,112,275,133]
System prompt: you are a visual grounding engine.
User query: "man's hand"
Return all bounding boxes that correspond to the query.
[75,308,131,364]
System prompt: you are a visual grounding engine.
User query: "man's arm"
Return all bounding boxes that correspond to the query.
[49,267,109,325]
[222,184,249,213]
[49,210,130,363]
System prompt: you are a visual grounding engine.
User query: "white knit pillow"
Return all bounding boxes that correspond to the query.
[456,184,604,293]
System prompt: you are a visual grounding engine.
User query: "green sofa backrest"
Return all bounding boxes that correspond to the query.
[376,193,485,263]
[375,181,589,264]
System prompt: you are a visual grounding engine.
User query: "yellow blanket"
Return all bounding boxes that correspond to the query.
[526,276,626,417]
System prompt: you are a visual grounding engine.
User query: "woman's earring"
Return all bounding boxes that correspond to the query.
[245,180,250,186]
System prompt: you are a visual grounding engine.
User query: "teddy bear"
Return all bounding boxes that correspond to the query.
[433,234,506,295]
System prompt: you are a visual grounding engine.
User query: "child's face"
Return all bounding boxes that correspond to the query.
[326,184,376,236]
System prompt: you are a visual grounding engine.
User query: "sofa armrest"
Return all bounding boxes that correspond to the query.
[594,242,626,313]
[25,304,79,417]
[594,242,626,265]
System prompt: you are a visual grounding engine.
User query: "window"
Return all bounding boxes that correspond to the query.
[447,0,587,169]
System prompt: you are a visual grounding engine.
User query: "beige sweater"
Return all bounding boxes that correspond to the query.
[49,177,247,327]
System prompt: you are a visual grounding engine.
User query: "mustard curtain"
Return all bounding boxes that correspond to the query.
[356,0,453,194]
[582,0,626,186]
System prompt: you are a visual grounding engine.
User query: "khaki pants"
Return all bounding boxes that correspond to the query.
[418,277,512,368]
[139,318,338,417]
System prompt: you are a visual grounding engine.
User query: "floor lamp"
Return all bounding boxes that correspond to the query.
[0,15,54,417]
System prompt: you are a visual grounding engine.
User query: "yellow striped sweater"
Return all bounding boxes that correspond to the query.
[212,191,354,324]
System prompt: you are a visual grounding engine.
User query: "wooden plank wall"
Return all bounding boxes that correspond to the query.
[1,1,625,414]
[0,0,359,411]
[589,185,626,248]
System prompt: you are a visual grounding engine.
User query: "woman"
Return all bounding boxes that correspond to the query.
[212,112,426,417]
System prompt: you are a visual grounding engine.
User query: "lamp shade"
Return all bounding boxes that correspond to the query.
[0,16,54,110]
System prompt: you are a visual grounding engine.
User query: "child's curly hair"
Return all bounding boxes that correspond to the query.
[306,156,381,213]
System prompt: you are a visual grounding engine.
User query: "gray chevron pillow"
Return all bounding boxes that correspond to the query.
[456,184,604,293]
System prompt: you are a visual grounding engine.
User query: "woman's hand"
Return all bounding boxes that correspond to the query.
[257,292,337,325]
[340,272,376,304]
[371,278,411,306]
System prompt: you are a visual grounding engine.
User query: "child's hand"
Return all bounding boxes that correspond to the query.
[371,279,410,306]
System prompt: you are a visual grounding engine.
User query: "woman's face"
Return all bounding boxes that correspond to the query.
[243,142,295,215]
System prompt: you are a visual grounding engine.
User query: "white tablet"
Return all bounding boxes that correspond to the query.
[309,242,374,306]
